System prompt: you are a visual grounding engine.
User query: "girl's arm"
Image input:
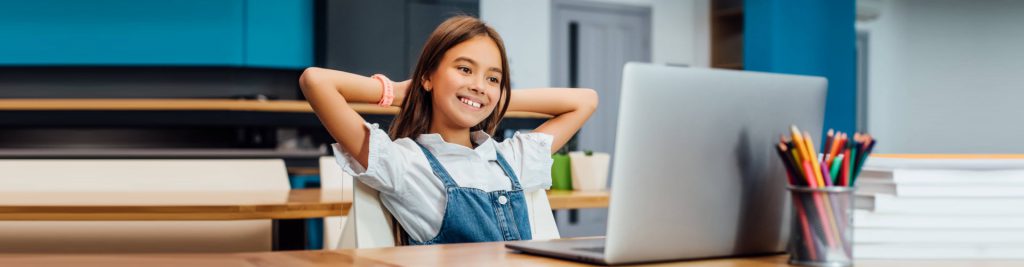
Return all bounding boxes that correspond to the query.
[507,88,598,153]
[298,67,409,168]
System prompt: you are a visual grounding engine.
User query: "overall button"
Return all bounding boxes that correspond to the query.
[498,195,508,205]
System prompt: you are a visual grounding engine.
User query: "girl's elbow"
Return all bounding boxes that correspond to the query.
[580,88,599,113]
[298,67,324,91]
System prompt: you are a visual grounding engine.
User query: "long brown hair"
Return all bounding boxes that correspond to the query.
[388,15,512,140]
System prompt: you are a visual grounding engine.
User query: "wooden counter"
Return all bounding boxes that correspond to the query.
[0,189,607,221]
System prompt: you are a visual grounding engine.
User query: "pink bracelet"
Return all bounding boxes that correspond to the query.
[371,74,394,107]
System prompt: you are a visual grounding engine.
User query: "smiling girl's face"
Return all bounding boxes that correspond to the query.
[388,16,511,140]
[422,35,504,131]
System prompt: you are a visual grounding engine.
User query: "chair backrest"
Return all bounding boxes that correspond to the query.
[319,156,353,250]
[0,159,289,253]
[525,189,561,240]
[338,177,397,248]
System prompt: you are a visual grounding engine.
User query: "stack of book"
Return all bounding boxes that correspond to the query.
[853,156,1024,259]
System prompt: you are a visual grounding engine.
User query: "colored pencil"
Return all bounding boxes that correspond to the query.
[793,194,818,260]
[803,131,826,188]
[823,129,834,165]
[830,154,843,185]
[803,161,836,247]
[853,139,877,185]
[820,161,833,187]
[786,142,809,186]
[777,143,798,185]
[791,148,812,186]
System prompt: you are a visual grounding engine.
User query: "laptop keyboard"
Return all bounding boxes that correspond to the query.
[573,246,606,254]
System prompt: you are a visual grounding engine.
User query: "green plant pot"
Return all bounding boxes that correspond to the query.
[551,154,572,190]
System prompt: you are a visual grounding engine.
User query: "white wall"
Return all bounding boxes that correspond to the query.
[652,0,710,68]
[481,0,709,88]
[860,0,1024,153]
[480,0,551,89]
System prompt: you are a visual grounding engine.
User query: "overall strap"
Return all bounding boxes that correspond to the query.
[493,151,523,190]
[416,142,459,188]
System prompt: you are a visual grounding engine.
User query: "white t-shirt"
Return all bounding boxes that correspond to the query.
[332,122,554,242]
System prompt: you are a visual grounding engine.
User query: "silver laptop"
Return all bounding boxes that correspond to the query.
[506,63,827,265]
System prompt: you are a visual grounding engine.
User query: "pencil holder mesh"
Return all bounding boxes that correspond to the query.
[787,186,854,267]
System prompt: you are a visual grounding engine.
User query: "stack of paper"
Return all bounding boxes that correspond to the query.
[853,156,1024,259]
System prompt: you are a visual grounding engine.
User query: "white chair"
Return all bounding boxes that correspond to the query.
[0,159,290,253]
[321,155,396,249]
[323,156,560,249]
[338,177,399,248]
[524,189,562,240]
[319,156,353,250]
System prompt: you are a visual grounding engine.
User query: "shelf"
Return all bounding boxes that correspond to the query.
[0,99,552,119]
[279,169,611,210]
[0,188,608,221]
[546,190,610,209]
[0,189,347,221]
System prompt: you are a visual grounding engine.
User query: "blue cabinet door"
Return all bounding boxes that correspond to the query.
[245,0,313,69]
[0,0,244,66]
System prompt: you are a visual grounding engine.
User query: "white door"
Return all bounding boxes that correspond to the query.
[551,0,651,237]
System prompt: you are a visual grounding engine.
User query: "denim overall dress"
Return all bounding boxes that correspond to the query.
[408,143,533,245]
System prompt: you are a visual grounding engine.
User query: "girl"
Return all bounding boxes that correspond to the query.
[299,16,597,245]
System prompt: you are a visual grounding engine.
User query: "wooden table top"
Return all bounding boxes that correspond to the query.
[0,189,348,221]
[0,98,552,119]
[1,241,1020,266]
[546,189,610,209]
[0,189,607,221]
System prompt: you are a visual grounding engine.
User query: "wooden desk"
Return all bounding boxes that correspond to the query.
[286,166,612,210]
[0,189,348,221]
[1,241,1021,266]
[0,98,552,119]
[0,189,606,221]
